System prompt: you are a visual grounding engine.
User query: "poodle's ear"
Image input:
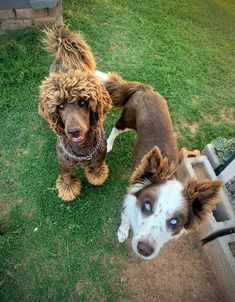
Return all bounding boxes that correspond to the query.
[130,146,177,185]
[38,75,65,135]
[183,178,222,230]
[89,84,112,130]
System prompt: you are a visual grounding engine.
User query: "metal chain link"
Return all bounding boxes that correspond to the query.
[58,129,102,162]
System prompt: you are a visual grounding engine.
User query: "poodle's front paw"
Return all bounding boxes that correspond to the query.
[56,175,81,201]
[117,226,129,242]
[85,162,109,186]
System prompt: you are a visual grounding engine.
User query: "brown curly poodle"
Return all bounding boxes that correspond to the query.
[39,27,112,201]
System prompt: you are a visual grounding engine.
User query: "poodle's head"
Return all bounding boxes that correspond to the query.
[39,71,111,141]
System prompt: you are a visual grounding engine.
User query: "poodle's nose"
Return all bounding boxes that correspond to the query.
[137,241,154,257]
[67,127,81,136]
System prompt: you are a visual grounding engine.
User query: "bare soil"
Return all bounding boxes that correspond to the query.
[117,234,223,302]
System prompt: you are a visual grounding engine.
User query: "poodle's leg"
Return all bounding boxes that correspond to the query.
[56,169,81,201]
[107,127,130,153]
[85,162,109,186]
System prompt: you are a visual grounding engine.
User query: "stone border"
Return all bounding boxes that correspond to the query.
[177,156,235,238]
[202,143,221,170]
[203,234,235,302]
[177,156,235,302]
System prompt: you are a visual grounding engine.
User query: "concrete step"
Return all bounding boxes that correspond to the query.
[177,156,235,302]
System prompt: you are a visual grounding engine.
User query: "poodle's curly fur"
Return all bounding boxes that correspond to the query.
[39,27,111,201]
[42,26,96,72]
[39,71,111,135]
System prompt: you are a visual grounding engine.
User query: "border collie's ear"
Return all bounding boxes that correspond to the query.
[130,146,177,185]
[184,178,222,230]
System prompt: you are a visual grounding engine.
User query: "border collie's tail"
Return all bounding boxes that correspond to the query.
[96,72,153,107]
[42,26,95,72]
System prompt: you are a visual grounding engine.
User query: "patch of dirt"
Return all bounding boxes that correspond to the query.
[201,107,235,126]
[0,201,9,218]
[175,121,199,138]
[24,209,34,219]
[220,107,235,125]
[117,234,223,302]
[187,122,199,135]
[191,95,200,105]
[111,42,118,52]
[75,281,89,293]
[174,130,181,140]
[0,195,12,219]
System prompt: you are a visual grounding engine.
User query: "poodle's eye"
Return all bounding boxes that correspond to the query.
[59,104,64,109]
[79,101,86,107]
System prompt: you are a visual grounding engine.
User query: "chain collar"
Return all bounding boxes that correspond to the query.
[58,129,102,162]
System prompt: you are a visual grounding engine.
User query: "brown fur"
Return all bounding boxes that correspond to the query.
[184,178,222,230]
[42,26,95,72]
[104,72,152,107]
[85,162,109,186]
[56,174,81,201]
[104,73,178,170]
[135,185,159,215]
[131,146,177,185]
[39,27,111,201]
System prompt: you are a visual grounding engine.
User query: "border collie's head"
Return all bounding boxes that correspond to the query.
[127,147,222,260]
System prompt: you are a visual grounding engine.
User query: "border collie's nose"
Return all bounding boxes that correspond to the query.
[137,241,154,257]
[67,127,80,136]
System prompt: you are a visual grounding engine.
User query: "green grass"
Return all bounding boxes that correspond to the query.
[0,0,235,301]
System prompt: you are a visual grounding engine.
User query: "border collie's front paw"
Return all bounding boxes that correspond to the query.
[117,226,129,242]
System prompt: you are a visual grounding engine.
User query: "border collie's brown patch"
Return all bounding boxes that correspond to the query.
[130,146,177,185]
[183,178,222,230]
[135,185,159,214]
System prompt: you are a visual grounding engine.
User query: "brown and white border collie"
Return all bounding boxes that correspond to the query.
[96,71,222,260]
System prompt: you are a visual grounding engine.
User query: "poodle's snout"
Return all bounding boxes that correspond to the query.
[137,241,154,257]
[67,127,81,137]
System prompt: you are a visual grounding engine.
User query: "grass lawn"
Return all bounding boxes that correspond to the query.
[0,0,234,301]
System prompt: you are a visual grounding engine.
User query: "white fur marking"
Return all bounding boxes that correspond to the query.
[117,212,130,242]
[107,127,130,152]
[95,70,109,83]
[117,194,138,242]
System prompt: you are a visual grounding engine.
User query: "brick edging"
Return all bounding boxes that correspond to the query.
[0,1,63,31]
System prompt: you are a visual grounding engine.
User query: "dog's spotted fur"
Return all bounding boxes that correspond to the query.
[96,71,222,259]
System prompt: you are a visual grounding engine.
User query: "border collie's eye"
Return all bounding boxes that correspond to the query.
[59,104,64,109]
[169,218,178,226]
[141,202,153,214]
[79,101,86,107]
